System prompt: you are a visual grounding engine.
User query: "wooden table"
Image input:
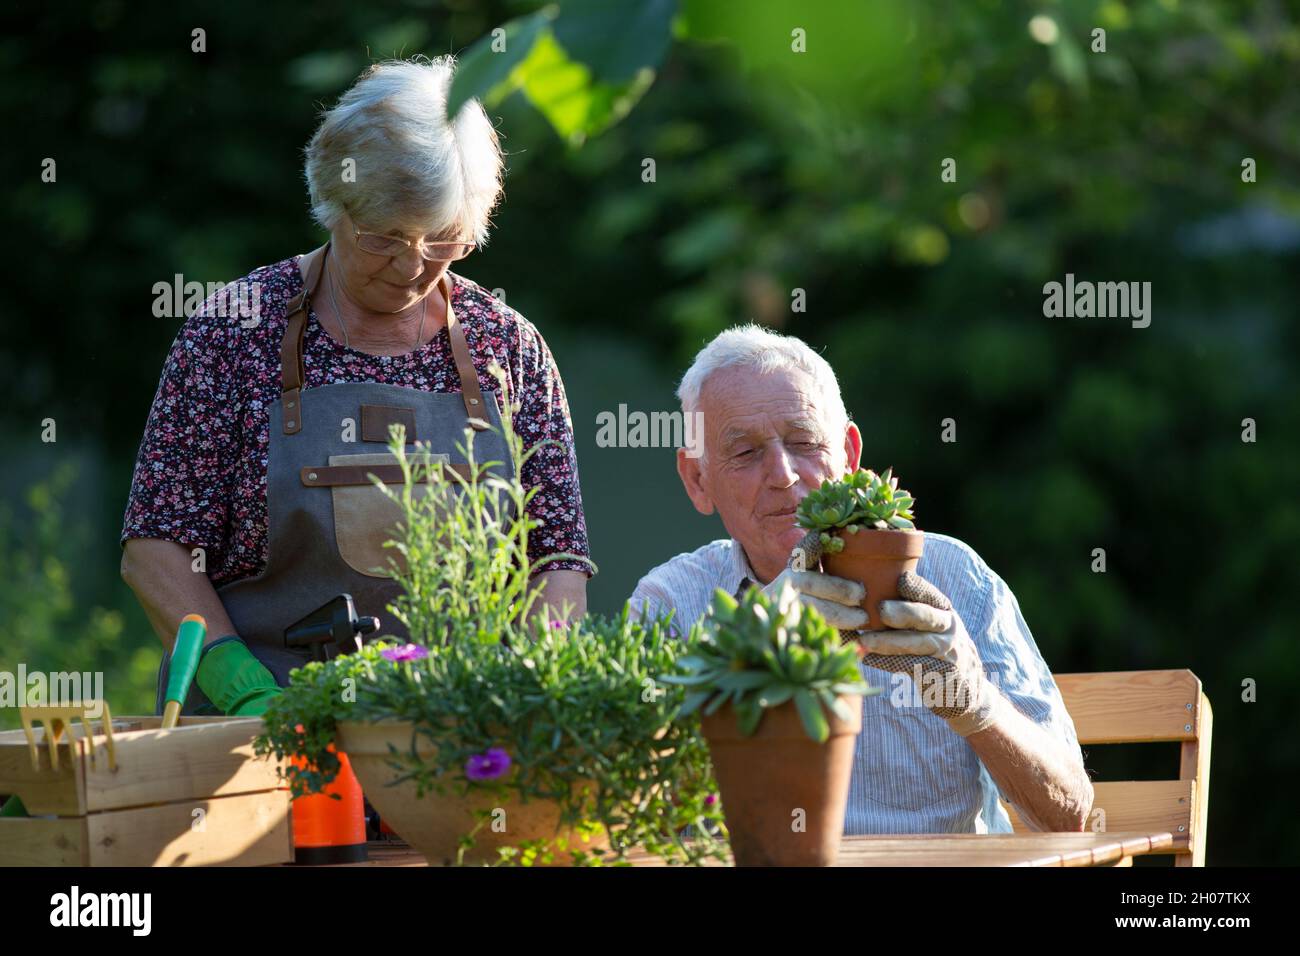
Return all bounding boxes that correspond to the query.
[317,830,1174,867]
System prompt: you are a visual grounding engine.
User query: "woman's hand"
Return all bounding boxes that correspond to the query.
[530,569,588,624]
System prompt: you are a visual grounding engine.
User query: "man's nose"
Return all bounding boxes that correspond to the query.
[764,444,800,487]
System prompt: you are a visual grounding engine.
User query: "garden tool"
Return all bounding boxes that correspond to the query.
[284,594,374,864]
[18,701,117,774]
[289,745,369,864]
[3,704,117,822]
[284,593,380,662]
[161,614,206,729]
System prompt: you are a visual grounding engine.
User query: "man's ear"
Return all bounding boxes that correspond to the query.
[844,420,863,473]
[676,447,715,516]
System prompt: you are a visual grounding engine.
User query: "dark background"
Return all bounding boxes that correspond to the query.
[1,0,1297,864]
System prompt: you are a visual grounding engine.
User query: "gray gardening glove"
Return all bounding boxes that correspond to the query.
[761,530,869,632]
[857,571,1009,737]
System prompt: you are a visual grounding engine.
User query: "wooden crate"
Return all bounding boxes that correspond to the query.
[0,715,292,866]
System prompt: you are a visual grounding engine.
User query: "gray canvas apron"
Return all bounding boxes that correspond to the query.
[156,243,513,714]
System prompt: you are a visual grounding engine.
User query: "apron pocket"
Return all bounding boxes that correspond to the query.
[326,452,448,578]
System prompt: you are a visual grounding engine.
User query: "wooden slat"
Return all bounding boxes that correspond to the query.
[0,728,85,815]
[84,790,293,866]
[1001,780,1192,849]
[82,718,283,813]
[1177,691,1213,866]
[0,715,259,816]
[0,817,88,866]
[833,832,1152,867]
[347,832,1174,868]
[1053,670,1202,743]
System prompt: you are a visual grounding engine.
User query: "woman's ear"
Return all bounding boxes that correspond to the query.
[676,447,715,516]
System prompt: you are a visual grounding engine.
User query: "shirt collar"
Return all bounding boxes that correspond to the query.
[726,539,763,599]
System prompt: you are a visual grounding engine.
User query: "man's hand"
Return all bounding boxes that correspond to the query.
[762,530,869,631]
[857,571,1007,737]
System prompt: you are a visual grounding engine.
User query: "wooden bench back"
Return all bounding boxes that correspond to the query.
[997,669,1212,866]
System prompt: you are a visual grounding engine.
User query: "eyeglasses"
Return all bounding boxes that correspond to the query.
[351,225,476,261]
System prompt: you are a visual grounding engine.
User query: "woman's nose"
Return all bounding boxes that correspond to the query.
[391,247,425,278]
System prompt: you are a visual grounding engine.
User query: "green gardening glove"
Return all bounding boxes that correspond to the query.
[195,635,283,716]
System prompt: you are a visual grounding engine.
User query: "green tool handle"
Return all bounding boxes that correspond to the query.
[162,614,207,728]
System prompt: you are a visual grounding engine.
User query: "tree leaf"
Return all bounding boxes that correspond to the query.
[446,8,555,121]
[517,30,655,146]
[552,0,676,85]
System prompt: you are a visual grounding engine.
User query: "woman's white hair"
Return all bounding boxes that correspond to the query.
[303,56,504,245]
[677,323,851,443]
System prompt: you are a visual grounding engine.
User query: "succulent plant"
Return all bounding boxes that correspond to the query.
[662,584,877,742]
[795,467,916,553]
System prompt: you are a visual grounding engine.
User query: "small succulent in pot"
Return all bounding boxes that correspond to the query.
[795,467,916,554]
[664,584,876,742]
[663,584,878,866]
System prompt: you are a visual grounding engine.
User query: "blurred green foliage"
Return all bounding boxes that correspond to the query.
[1,0,1297,861]
[0,467,157,731]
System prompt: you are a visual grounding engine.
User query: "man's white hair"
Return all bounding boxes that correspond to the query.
[677,323,851,440]
[303,56,504,245]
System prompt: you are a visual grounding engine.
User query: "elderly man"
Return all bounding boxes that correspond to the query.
[630,324,1094,834]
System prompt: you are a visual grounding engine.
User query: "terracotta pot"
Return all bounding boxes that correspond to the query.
[820,528,924,630]
[335,720,608,866]
[700,696,861,866]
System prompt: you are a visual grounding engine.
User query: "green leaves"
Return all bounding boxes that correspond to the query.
[552,0,676,85]
[796,467,918,536]
[446,0,675,146]
[447,8,556,121]
[662,583,878,743]
[253,369,728,867]
[794,688,828,743]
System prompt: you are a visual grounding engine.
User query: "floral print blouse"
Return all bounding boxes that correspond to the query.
[122,254,594,587]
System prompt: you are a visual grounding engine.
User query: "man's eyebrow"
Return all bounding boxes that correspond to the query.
[720,427,756,449]
[785,418,832,439]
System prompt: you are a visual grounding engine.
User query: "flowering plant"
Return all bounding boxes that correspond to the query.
[254,367,726,865]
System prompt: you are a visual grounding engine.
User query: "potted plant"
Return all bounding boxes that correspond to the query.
[663,583,879,866]
[254,366,728,866]
[795,467,924,630]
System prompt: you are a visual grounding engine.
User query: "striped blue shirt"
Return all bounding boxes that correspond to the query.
[629,532,1084,834]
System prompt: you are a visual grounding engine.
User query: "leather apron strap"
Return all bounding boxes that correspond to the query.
[279,245,489,435]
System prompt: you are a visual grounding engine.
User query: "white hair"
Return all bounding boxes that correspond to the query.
[677,323,851,453]
[303,56,504,245]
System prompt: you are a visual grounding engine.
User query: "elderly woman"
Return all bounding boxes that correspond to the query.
[121,58,595,717]
[630,325,1094,834]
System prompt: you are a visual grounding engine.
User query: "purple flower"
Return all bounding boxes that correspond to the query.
[550,620,566,630]
[381,643,428,662]
[466,747,512,782]
[704,794,717,806]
